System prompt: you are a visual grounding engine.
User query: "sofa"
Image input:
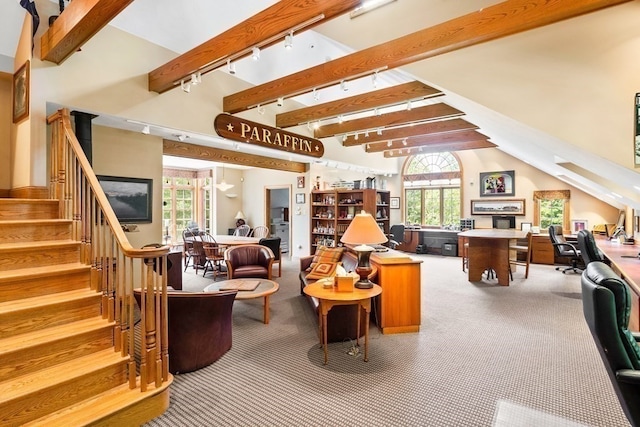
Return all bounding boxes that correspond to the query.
[299,247,378,343]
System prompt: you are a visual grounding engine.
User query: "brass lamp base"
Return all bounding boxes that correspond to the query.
[354,247,375,289]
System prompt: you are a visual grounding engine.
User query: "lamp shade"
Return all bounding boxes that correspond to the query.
[340,211,388,245]
[234,210,246,220]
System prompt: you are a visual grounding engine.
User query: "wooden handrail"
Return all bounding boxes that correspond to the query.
[47,108,170,391]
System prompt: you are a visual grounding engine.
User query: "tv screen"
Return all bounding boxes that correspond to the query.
[492,215,515,229]
[97,175,153,223]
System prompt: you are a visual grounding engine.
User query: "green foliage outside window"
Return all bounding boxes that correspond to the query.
[540,199,564,229]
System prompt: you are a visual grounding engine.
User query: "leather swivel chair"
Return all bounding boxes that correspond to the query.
[225,244,274,280]
[387,224,406,249]
[134,289,237,374]
[548,225,582,274]
[581,262,640,427]
[259,237,282,277]
[576,229,606,266]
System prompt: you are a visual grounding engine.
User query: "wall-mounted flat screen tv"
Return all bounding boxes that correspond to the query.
[97,175,152,223]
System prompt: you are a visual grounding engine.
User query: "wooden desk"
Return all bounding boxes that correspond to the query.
[594,237,640,331]
[458,229,527,286]
[303,282,381,364]
[369,249,422,334]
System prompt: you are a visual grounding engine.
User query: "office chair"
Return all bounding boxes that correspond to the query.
[576,229,606,266]
[387,224,405,249]
[548,225,582,274]
[581,262,640,427]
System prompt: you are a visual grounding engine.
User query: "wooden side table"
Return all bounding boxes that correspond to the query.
[303,282,382,364]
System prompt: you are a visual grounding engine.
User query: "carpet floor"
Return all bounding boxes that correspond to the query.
[145,254,630,427]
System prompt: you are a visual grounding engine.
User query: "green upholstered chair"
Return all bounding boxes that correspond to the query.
[581,262,640,427]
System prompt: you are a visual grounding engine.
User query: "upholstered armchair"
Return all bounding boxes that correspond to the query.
[134,289,237,374]
[225,244,274,280]
[581,262,640,426]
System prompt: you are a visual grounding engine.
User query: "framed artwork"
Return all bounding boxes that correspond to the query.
[635,93,640,166]
[470,199,525,216]
[13,60,29,123]
[521,222,532,232]
[570,219,588,234]
[479,170,515,197]
[297,176,305,188]
[97,175,153,223]
[390,197,400,209]
[296,193,305,204]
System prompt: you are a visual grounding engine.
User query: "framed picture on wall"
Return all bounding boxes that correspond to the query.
[297,176,305,188]
[13,60,29,123]
[470,199,525,215]
[390,197,400,209]
[296,193,305,204]
[97,175,153,223]
[570,219,588,234]
[479,170,515,197]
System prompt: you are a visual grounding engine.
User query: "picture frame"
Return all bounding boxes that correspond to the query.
[297,176,305,188]
[296,193,305,204]
[97,175,153,223]
[470,199,525,216]
[570,219,588,234]
[521,222,532,232]
[390,197,400,209]
[635,93,640,166]
[13,60,29,123]
[479,170,515,197]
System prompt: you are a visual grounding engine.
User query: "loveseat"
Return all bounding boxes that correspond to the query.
[299,247,378,343]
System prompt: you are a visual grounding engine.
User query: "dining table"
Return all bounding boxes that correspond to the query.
[458,229,527,286]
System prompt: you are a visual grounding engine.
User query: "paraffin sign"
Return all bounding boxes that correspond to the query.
[214,114,324,158]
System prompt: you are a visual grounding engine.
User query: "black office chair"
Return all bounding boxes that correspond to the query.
[387,224,405,249]
[581,262,640,427]
[576,229,606,266]
[548,225,582,274]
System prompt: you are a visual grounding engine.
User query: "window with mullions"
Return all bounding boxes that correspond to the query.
[163,177,195,242]
[403,152,461,227]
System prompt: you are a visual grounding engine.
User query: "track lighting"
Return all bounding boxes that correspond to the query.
[177,134,188,142]
[338,115,344,124]
[342,135,347,142]
[340,80,348,92]
[284,31,293,49]
[313,121,320,130]
[406,100,412,111]
[277,97,284,107]
[252,46,260,61]
[372,71,378,88]
[377,128,383,136]
[257,104,265,115]
[354,133,359,140]
[141,125,150,135]
[402,138,408,146]
[181,80,190,93]
[190,72,201,86]
[227,59,236,75]
[313,88,320,101]
[387,141,392,147]
[365,130,369,138]
[374,108,380,116]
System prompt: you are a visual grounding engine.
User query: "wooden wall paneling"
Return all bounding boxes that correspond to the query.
[40,0,133,64]
[224,0,631,114]
[366,129,489,153]
[162,140,308,173]
[315,103,464,139]
[148,0,361,94]
[383,140,496,157]
[276,82,442,128]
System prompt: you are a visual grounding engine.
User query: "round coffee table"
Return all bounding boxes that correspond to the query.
[204,279,279,324]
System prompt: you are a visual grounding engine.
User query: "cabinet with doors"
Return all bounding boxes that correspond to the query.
[310,189,390,254]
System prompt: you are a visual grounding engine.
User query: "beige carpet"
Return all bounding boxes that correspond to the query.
[146,254,630,427]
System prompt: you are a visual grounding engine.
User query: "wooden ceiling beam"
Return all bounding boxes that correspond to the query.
[314,103,464,139]
[342,118,477,147]
[40,0,133,64]
[224,0,630,114]
[163,140,308,173]
[366,129,488,153]
[148,0,360,94]
[383,140,496,158]
[276,82,441,128]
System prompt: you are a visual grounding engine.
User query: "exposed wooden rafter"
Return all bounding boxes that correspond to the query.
[148,0,361,94]
[40,0,133,64]
[342,118,477,147]
[366,130,489,153]
[224,0,630,114]
[276,82,441,128]
[384,140,496,158]
[163,140,308,173]
[314,103,464,139]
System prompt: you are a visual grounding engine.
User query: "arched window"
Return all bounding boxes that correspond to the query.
[403,152,461,227]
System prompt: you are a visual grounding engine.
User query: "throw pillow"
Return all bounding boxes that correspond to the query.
[308,246,344,271]
[306,261,341,281]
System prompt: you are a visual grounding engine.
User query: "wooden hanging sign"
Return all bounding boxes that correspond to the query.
[214,114,324,158]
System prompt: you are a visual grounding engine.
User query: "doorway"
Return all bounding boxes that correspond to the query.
[265,186,291,255]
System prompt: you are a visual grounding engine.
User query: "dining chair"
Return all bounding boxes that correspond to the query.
[250,225,270,238]
[259,236,282,277]
[233,224,251,237]
[509,231,533,278]
[202,238,227,281]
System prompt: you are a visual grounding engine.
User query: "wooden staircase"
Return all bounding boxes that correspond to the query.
[0,198,170,426]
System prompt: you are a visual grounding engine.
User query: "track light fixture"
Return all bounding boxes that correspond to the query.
[354,133,359,140]
[342,135,347,142]
[402,138,408,146]
[365,130,369,138]
[313,121,320,130]
[190,72,201,86]
[177,134,187,142]
[141,125,150,135]
[340,80,348,92]
[313,88,320,101]
[338,115,344,124]
[377,128,383,136]
[284,31,293,49]
[227,59,236,75]
[374,107,380,116]
[406,100,412,111]
[257,104,265,115]
[252,46,260,61]
[181,80,190,93]
[387,141,392,147]
[372,71,378,88]
[277,97,284,107]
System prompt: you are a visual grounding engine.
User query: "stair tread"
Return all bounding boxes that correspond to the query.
[0,348,127,402]
[0,289,99,313]
[0,240,78,250]
[0,219,71,224]
[0,317,113,354]
[0,262,90,282]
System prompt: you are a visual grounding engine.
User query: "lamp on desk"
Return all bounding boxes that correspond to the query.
[340,210,388,289]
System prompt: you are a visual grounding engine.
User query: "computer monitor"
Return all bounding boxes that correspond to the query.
[492,215,516,229]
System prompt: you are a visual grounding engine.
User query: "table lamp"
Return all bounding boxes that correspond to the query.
[340,211,388,289]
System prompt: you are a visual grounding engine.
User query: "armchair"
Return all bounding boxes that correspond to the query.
[581,262,640,426]
[576,229,606,266]
[548,225,582,274]
[134,289,237,374]
[225,244,274,280]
